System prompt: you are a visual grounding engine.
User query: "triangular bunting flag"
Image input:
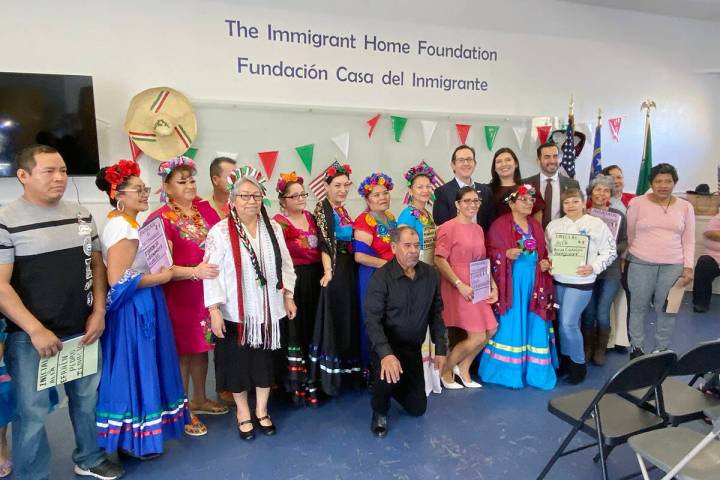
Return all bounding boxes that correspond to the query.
[257,151,279,178]
[584,123,594,145]
[484,125,500,151]
[129,137,143,162]
[295,144,315,174]
[608,117,622,142]
[456,123,471,144]
[391,116,408,142]
[367,113,381,138]
[331,132,350,159]
[216,151,238,160]
[536,125,552,144]
[420,120,437,147]
[184,147,198,159]
[512,126,528,150]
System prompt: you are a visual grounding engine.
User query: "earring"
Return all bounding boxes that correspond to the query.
[117,199,125,212]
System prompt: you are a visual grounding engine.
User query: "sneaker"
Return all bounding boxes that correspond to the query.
[74,459,125,480]
[629,346,645,360]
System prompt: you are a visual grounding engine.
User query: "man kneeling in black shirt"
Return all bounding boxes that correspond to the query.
[364,226,448,437]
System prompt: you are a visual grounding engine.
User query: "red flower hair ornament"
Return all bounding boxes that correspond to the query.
[105,159,141,200]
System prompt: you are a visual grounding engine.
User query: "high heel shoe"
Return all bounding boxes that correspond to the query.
[440,374,464,390]
[256,415,277,436]
[237,419,255,441]
[453,366,482,389]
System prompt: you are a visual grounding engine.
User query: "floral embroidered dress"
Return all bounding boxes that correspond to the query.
[352,210,397,370]
[146,199,220,355]
[273,211,322,401]
[96,214,189,456]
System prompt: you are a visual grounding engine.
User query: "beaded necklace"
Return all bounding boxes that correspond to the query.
[168,200,208,243]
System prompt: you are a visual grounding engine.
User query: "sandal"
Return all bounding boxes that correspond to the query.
[238,419,255,441]
[184,414,208,437]
[189,399,230,415]
[0,460,11,478]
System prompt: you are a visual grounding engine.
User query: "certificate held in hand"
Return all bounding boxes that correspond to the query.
[551,233,589,276]
[139,216,173,274]
[470,258,491,303]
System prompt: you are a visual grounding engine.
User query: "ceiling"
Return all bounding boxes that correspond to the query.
[562,0,720,22]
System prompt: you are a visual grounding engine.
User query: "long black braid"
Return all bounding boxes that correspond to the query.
[260,204,284,290]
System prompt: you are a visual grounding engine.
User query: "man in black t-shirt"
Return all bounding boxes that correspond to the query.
[0,145,124,480]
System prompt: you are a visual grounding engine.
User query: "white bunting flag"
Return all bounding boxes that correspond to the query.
[420,120,438,147]
[331,132,350,159]
[512,126,528,150]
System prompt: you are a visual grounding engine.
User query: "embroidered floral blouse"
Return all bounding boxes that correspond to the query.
[273,211,321,266]
[352,210,397,261]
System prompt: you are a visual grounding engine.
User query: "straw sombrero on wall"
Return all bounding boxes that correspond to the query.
[124,87,197,161]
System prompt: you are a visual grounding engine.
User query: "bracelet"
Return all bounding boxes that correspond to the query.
[208,305,219,311]
[190,267,199,282]
[454,279,462,287]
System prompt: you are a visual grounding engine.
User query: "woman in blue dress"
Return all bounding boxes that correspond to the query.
[0,316,13,478]
[478,185,558,390]
[94,160,190,457]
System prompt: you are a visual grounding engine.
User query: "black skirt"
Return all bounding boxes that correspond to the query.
[282,262,323,393]
[215,320,275,393]
[308,250,362,396]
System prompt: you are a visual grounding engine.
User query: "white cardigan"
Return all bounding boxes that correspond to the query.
[545,214,617,285]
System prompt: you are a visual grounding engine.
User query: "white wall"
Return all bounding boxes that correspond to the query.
[1,0,718,225]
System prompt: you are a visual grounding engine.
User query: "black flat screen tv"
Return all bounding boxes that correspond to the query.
[0,72,100,177]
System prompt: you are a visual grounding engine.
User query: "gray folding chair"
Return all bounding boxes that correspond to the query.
[628,406,720,480]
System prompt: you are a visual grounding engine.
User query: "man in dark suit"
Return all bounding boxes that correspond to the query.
[523,142,581,228]
[432,145,494,230]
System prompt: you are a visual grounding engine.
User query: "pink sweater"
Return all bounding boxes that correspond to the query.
[627,194,695,268]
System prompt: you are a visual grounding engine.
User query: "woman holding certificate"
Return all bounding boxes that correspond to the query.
[478,184,558,390]
[546,188,616,385]
[626,163,695,359]
[434,186,498,390]
[204,166,297,441]
[147,156,227,437]
[95,160,190,458]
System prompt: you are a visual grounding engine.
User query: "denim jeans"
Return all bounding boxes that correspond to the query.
[581,277,623,330]
[626,256,684,351]
[555,284,593,364]
[5,331,106,480]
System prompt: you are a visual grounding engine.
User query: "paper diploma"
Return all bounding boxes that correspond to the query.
[37,336,99,391]
[551,233,590,276]
[589,208,621,240]
[139,216,173,274]
[469,258,491,304]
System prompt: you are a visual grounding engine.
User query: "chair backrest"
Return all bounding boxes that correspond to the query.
[604,351,677,395]
[670,339,720,377]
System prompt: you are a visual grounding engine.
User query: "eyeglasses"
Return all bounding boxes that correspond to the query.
[236,194,264,202]
[117,187,151,196]
[517,196,536,204]
[368,191,391,199]
[282,193,309,200]
[454,157,475,165]
[460,199,481,205]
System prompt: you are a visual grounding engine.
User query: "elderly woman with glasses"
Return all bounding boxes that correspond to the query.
[272,172,322,405]
[434,186,498,390]
[478,184,557,390]
[354,172,398,374]
[146,156,226,437]
[204,166,297,441]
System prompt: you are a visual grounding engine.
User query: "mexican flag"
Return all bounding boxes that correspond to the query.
[636,119,652,195]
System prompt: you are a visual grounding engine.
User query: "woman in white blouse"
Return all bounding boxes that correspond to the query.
[545,188,616,385]
[204,166,297,441]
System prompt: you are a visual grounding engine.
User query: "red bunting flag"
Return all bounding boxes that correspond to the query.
[367,113,381,138]
[536,125,552,144]
[456,123,471,144]
[128,137,143,161]
[608,117,623,142]
[258,151,279,178]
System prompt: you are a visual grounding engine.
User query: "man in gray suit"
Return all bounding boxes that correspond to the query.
[523,142,580,228]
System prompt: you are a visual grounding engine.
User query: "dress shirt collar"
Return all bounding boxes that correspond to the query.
[454,177,475,188]
[540,171,560,183]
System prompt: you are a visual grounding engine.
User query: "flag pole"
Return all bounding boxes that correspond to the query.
[640,99,656,157]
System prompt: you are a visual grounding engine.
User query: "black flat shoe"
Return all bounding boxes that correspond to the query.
[118,448,162,461]
[256,415,277,436]
[565,361,587,385]
[238,419,255,441]
[613,345,629,354]
[371,412,388,438]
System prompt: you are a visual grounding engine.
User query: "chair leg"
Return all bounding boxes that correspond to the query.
[593,406,609,480]
[537,424,583,480]
[636,453,651,480]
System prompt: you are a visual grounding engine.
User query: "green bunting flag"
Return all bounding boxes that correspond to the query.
[484,125,500,151]
[391,116,408,142]
[295,144,315,174]
[183,147,198,159]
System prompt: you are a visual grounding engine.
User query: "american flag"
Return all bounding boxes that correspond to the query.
[589,122,602,182]
[402,160,446,204]
[308,160,342,202]
[560,113,577,178]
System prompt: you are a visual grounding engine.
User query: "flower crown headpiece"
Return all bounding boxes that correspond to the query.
[324,163,352,182]
[276,171,304,194]
[104,159,141,200]
[358,172,394,197]
[504,183,537,204]
[226,165,271,207]
[404,163,437,187]
[155,156,196,202]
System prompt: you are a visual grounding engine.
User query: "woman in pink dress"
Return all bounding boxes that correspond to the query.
[434,186,498,390]
[146,156,228,436]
